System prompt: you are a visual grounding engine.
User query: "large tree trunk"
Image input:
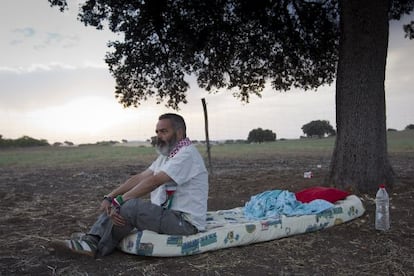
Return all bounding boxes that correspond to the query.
[328,0,394,193]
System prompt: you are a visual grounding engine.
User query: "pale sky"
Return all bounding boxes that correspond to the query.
[1,0,413,144]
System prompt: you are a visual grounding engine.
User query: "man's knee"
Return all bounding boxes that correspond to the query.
[119,198,160,219]
[119,199,163,232]
[119,198,142,217]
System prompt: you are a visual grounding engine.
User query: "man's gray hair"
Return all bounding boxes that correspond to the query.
[159,113,187,137]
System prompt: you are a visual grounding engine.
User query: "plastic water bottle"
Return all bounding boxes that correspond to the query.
[375,184,390,231]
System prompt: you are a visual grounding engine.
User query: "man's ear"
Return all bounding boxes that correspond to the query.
[176,128,185,139]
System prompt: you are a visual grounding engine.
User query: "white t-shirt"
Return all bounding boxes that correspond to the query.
[149,144,209,231]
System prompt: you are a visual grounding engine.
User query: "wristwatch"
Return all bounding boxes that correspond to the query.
[103,195,113,203]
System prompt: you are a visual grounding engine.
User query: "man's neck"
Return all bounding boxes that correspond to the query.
[168,137,192,158]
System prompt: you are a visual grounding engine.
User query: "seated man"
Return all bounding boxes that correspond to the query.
[56,113,209,257]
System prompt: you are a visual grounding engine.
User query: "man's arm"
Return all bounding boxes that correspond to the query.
[106,169,154,198]
[108,171,172,226]
[122,171,172,201]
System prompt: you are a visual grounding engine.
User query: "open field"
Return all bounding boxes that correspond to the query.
[0,130,413,275]
[1,130,413,168]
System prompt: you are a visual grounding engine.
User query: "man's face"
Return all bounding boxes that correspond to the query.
[155,119,178,156]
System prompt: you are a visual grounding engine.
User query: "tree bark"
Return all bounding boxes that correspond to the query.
[328,0,394,193]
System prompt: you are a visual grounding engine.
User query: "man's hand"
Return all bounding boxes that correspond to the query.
[110,208,126,226]
[99,200,112,215]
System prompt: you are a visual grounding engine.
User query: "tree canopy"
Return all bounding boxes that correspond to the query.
[50,0,341,108]
[301,120,335,138]
[48,0,413,110]
[247,128,276,143]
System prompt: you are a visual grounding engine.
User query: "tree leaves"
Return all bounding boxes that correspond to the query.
[301,120,335,138]
[64,0,341,109]
[48,0,412,109]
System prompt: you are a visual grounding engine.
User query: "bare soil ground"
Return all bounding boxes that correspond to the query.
[0,152,413,275]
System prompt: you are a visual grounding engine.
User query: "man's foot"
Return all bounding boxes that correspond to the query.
[52,235,98,257]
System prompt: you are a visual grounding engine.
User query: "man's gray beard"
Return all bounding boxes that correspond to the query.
[155,136,178,156]
[155,144,170,156]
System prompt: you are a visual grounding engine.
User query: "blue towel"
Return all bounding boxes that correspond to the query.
[243,189,334,219]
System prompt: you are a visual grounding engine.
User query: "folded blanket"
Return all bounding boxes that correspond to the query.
[243,190,334,219]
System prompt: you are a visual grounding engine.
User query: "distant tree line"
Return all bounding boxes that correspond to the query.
[2,123,413,148]
[0,135,49,148]
[0,135,123,148]
[53,141,75,147]
[246,122,413,143]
